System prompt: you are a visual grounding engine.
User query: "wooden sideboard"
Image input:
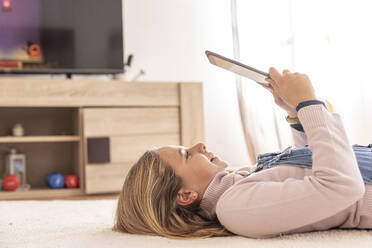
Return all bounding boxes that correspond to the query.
[0,78,204,200]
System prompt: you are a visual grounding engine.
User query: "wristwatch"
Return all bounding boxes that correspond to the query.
[285,115,301,124]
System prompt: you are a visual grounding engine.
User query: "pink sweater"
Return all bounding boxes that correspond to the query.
[200,104,372,238]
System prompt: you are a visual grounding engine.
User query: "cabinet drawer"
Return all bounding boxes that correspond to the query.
[83,107,181,194]
[83,107,180,137]
[85,164,129,194]
[84,133,179,194]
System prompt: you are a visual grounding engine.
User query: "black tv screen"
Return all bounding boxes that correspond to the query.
[0,0,124,75]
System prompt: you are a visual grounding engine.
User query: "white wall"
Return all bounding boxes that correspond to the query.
[123,0,251,166]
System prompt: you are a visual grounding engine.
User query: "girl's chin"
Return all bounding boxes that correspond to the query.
[221,162,228,168]
[212,158,228,168]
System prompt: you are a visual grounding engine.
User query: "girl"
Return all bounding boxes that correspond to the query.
[113,67,372,239]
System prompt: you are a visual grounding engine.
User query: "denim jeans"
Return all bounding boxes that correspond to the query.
[255,144,372,185]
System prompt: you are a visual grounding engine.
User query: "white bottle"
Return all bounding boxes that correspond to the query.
[12,123,24,137]
[5,148,30,190]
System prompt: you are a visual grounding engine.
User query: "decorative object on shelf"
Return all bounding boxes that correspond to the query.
[64,175,79,188]
[12,123,25,136]
[45,173,65,189]
[5,148,30,190]
[1,0,12,12]
[2,175,19,191]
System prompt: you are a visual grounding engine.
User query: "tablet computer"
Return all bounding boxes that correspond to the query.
[205,50,270,86]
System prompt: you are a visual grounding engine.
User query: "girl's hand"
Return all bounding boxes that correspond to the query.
[268,67,317,108]
[256,75,297,117]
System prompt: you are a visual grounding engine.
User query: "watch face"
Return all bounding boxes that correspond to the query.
[286,115,300,124]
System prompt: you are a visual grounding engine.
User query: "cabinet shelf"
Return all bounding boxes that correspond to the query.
[0,136,80,143]
[0,188,83,200]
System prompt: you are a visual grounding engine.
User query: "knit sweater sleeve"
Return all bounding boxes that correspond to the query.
[291,126,308,147]
[290,100,327,147]
[215,104,365,238]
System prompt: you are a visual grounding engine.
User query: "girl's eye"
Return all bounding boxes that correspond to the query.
[186,151,191,159]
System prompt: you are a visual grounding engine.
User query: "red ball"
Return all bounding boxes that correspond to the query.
[64,175,79,188]
[2,175,20,191]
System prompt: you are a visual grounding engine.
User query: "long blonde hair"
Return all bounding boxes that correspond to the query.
[112,149,233,239]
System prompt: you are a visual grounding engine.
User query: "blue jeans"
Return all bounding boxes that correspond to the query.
[255,144,372,185]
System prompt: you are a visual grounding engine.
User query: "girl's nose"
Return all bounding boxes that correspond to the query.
[197,143,206,153]
[190,143,206,153]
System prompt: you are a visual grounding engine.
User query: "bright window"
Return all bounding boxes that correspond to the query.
[236,0,372,152]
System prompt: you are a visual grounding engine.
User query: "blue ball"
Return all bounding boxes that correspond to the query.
[46,173,65,189]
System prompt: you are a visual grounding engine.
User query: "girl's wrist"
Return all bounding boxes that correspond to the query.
[287,112,297,118]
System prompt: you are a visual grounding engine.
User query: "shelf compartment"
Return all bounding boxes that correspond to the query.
[0,142,81,189]
[0,107,79,137]
[0,136,80,143]
[0,188,83,200]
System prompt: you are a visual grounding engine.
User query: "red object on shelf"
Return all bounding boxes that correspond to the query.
[64,175,79,188]
[0,61,20,69]
[2,175,19,191]
[28,44,41,57]
[2,0,12,12]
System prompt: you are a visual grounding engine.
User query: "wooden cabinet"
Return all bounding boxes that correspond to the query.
[0,78,204,200]
[83,107,181,194]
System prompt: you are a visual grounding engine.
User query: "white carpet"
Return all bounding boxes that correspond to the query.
[1,200,372,248]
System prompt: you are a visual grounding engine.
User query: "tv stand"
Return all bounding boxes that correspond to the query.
[0,77,204,200]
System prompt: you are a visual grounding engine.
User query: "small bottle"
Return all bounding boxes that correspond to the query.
[5,148,29,190]
[12,123,24,137]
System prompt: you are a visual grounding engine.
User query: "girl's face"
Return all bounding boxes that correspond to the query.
[156,143,228,206]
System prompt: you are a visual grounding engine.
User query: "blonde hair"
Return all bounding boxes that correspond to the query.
[112,149,233,239]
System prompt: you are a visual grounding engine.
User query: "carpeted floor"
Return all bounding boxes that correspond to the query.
[1,200,372,248]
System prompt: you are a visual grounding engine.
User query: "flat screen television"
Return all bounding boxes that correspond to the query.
[0,0,124,76]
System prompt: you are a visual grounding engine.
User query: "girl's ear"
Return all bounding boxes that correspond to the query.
[177,188,198,206]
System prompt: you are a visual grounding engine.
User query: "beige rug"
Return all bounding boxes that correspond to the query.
[1,200,372,248]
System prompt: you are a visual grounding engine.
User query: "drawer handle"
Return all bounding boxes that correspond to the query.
[87,137,110,164]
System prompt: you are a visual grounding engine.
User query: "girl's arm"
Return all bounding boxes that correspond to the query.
[216,69,365,238]
[216,104,365,238]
